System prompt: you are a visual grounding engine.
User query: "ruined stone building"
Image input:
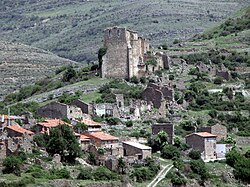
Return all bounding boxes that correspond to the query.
[37,101,83,120]
[200,124,227,141]
[101,27,169,79]
[152,122,174,144]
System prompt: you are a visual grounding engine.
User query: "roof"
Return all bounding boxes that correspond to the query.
[80,134,90,141]
[187,132,217,138]
[85,131,119,141]
[123,141,152,150]
[0,115,14,120]
[38,119,72,128]
[81,119,102,127]
[4,125,34,135]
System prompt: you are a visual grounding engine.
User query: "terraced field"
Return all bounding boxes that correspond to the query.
[0,41,79,100]
[0,0,248,62]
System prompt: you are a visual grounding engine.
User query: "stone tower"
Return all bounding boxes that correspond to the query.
[101,27,150,79]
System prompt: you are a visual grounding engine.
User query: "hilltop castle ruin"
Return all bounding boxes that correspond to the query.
[101,27,170,79]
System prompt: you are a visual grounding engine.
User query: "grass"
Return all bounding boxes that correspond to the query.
[80,91,102,103]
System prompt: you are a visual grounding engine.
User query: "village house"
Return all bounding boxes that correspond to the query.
[35,119,72,134]
[83,131,119,148]
[79,134,91,151]
[152,122,174,144]
[72,118,103,132]
[186,132,217,160]
[4,125,34,138]
[101,27,169,79]
[37,101,83,120]
[123,141,152,160]
[200,124,227,141]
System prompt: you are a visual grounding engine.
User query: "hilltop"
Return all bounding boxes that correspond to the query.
[0,41,79,101]
[0,0,248,63]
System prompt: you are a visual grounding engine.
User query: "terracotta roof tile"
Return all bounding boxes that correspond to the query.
[85,131,118,141]
[5,125,34,135]
[38,119,72,128]
[80,134,90,141]
[187,132,217,138]
[81,119,102,126]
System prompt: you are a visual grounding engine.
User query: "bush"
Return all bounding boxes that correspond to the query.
[92,166,119,181]
[125,120,133,127]
[77,167,93,180]
[161,145,180,159]
[190,159,208,180]
[3,156,22,175]
[214,77,223,85]
[189,150,201,160]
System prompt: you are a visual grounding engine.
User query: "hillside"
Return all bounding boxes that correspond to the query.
[0,41,79,101]
[0,0,248,63]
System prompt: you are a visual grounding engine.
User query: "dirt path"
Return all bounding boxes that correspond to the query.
[147,164,173,187]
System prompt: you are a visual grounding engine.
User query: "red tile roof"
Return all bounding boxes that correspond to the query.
[187,132,217,138]
[38,119,72,128]
[80,134,90,141]
[5,125,34,135]
[81,119,102,127]
[85,131,119,141]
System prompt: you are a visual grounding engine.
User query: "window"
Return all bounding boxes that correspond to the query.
[117,30,120,37]
[109,30,111,37]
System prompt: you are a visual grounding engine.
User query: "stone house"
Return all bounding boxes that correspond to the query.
[186,132,217,160]
[79,134,90,151]
[123,141,152,160]
[72,118,102,132]
[37,101,83,120]
[200,124,227,141]
[83,131,119,148]
[152,122,174,144]
[71,99,94,116]
[4,125,34,138]
[35,119,72,134]
[101,27,169,79]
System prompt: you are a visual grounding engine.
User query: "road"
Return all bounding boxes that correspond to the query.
[147,164,173,187]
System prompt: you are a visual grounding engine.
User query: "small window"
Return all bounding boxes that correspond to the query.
[70,110,72,113]
[109,30,111,37]
[118,102,122,107]
[117,30,121,37]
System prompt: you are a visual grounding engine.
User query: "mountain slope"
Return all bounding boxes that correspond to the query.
[0,41,79,100]
[0,0,248,62]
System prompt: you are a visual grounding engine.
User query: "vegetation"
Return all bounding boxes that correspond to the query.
[34,124,81,163]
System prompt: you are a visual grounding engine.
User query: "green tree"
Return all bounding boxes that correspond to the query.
[46,124,81,163]
[190,159,208,181]
[226,149,241,167]
[234,157,250,183]
[117,157,126,174]
[62,66,76,82]
[73,122,87,133]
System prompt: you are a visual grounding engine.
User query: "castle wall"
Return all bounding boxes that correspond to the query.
[102,28,129,78]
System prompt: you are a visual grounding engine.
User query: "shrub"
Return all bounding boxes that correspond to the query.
[77,167,93,180]
[161,145,180,159]
[190,160,208,180]
[92,166,119,181]
[125,120,133,127]
[3,156,22,175]
[189,150,201,160]
[214,77,223,85]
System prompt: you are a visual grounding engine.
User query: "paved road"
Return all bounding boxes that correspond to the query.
[147,164,173,187]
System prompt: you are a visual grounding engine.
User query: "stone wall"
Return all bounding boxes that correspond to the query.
[152,122,174,144]
[71,99,93,115]
[200,124,227,141]
[37,102,68,119]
